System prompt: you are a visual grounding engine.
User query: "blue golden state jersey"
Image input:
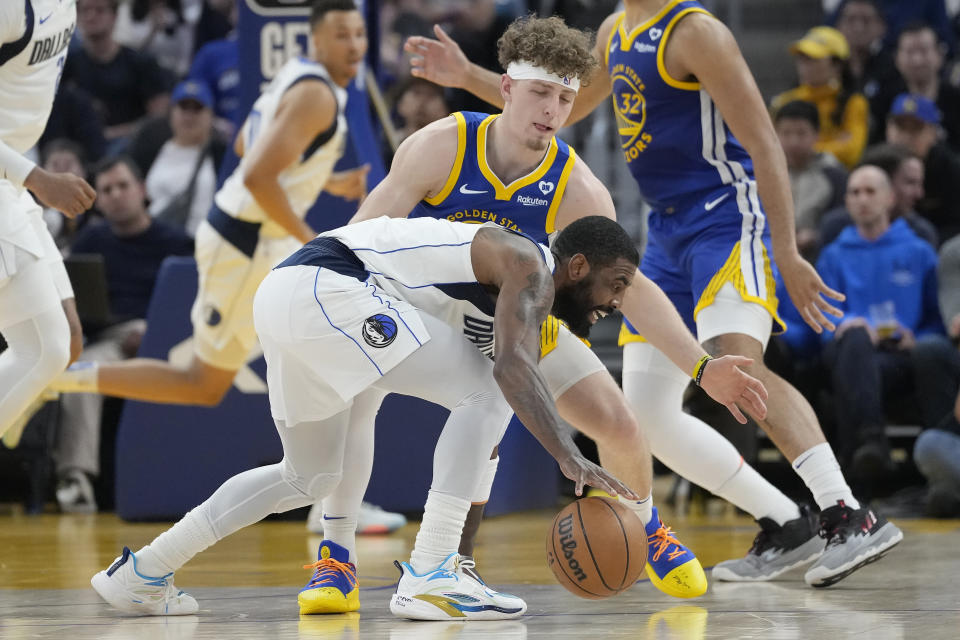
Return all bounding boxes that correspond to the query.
[606,0,755,211]
[409,111,577,244]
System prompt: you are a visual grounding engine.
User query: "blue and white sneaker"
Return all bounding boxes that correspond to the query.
[390,554,526,620]
[299,540,359,614]
[91,547,198,615]
[644,507,708,598]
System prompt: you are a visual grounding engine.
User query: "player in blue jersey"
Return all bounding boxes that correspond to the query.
[406,3,901,587]
[295,16,774,615]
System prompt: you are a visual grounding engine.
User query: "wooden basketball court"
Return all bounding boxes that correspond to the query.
[2,505,958,639]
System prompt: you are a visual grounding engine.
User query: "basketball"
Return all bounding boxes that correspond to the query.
[545,497,648,599]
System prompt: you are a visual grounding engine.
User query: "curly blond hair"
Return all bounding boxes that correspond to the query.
[497,15,598,85]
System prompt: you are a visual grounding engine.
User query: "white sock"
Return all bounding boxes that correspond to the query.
[409,490,470,574]
[792,443,860,510]
[618,493,654,526]
[471,457,499,503]
[51,361,99,393]
[322,513,358,564]
[135,505,219,576]
[714,459,801,525]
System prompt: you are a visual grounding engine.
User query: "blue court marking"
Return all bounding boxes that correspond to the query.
[312,267,382,375]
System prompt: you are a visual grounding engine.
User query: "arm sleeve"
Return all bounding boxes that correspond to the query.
[0,139,37,187]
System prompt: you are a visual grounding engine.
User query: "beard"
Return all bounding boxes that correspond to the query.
[524,135,549,152]
[552,280,600,339]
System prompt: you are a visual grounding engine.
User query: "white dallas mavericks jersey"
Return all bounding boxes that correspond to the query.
[322,216,554,358]
[215,56,348,237]
[0,0,75,155]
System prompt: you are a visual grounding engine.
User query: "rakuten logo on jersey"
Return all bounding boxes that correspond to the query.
[517,195,549,207]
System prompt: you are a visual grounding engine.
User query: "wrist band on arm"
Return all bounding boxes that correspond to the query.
[0,139,37,188]
[692,354,713,387]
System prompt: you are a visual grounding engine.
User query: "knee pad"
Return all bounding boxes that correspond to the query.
[281,460,343,501]
[4,309,71,381]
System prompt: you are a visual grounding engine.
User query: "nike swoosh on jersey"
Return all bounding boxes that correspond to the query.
[39,14,54,24]
[704,193,731,211]
[459,184,487,195]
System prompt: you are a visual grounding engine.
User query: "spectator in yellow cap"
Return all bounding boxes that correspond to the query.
[772,26,869,169]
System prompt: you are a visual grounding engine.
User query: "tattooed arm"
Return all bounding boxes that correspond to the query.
[471,228,637,498]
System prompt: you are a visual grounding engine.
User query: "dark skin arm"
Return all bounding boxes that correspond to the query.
[471,228,637,499]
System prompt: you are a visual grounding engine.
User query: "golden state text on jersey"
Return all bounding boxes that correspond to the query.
[409,111,577,244]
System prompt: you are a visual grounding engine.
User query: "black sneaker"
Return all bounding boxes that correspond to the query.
[804,501,903,587]
[712,505,825,581]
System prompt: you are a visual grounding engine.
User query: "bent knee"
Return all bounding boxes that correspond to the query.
[589,405,643,446]
[282,466,343,500]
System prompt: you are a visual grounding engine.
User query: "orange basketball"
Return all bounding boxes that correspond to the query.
[545,497,647,599]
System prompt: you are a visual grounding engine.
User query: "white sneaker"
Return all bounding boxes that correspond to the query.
[306,501,408,535]
[390,554,526,621]
[91,547,199,615]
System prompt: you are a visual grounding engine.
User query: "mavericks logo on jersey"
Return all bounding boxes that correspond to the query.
[362,314,398,348]
[610,63,653,163]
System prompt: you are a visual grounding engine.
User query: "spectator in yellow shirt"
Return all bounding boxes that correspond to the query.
[772,26,869,168]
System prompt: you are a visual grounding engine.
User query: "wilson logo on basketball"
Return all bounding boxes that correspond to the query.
[557,514,588,582]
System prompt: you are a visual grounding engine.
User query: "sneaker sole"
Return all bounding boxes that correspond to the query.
[712,541,826,582]
[298,590,360,614]
[805,524,904,588]
[91,571,198,616]
[389,593,525,621]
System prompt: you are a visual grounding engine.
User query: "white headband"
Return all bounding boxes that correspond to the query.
[506,60,580,93]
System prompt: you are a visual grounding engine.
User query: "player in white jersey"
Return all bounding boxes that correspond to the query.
[306,16,769,609]
[51,0,370,406]
[90,215,640,619]
[0,0,96,443]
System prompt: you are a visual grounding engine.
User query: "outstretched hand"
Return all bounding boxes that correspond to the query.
[404,24,470,89]
[698,355,768,424]
[556,454,639,500]
[779,254,845,333]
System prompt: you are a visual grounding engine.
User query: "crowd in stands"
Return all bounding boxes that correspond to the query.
[7,0,960,517]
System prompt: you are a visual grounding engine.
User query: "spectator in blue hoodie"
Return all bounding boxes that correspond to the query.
[817,164,946,486]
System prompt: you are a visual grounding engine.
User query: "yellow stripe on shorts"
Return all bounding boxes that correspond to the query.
[693,240,786,334]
